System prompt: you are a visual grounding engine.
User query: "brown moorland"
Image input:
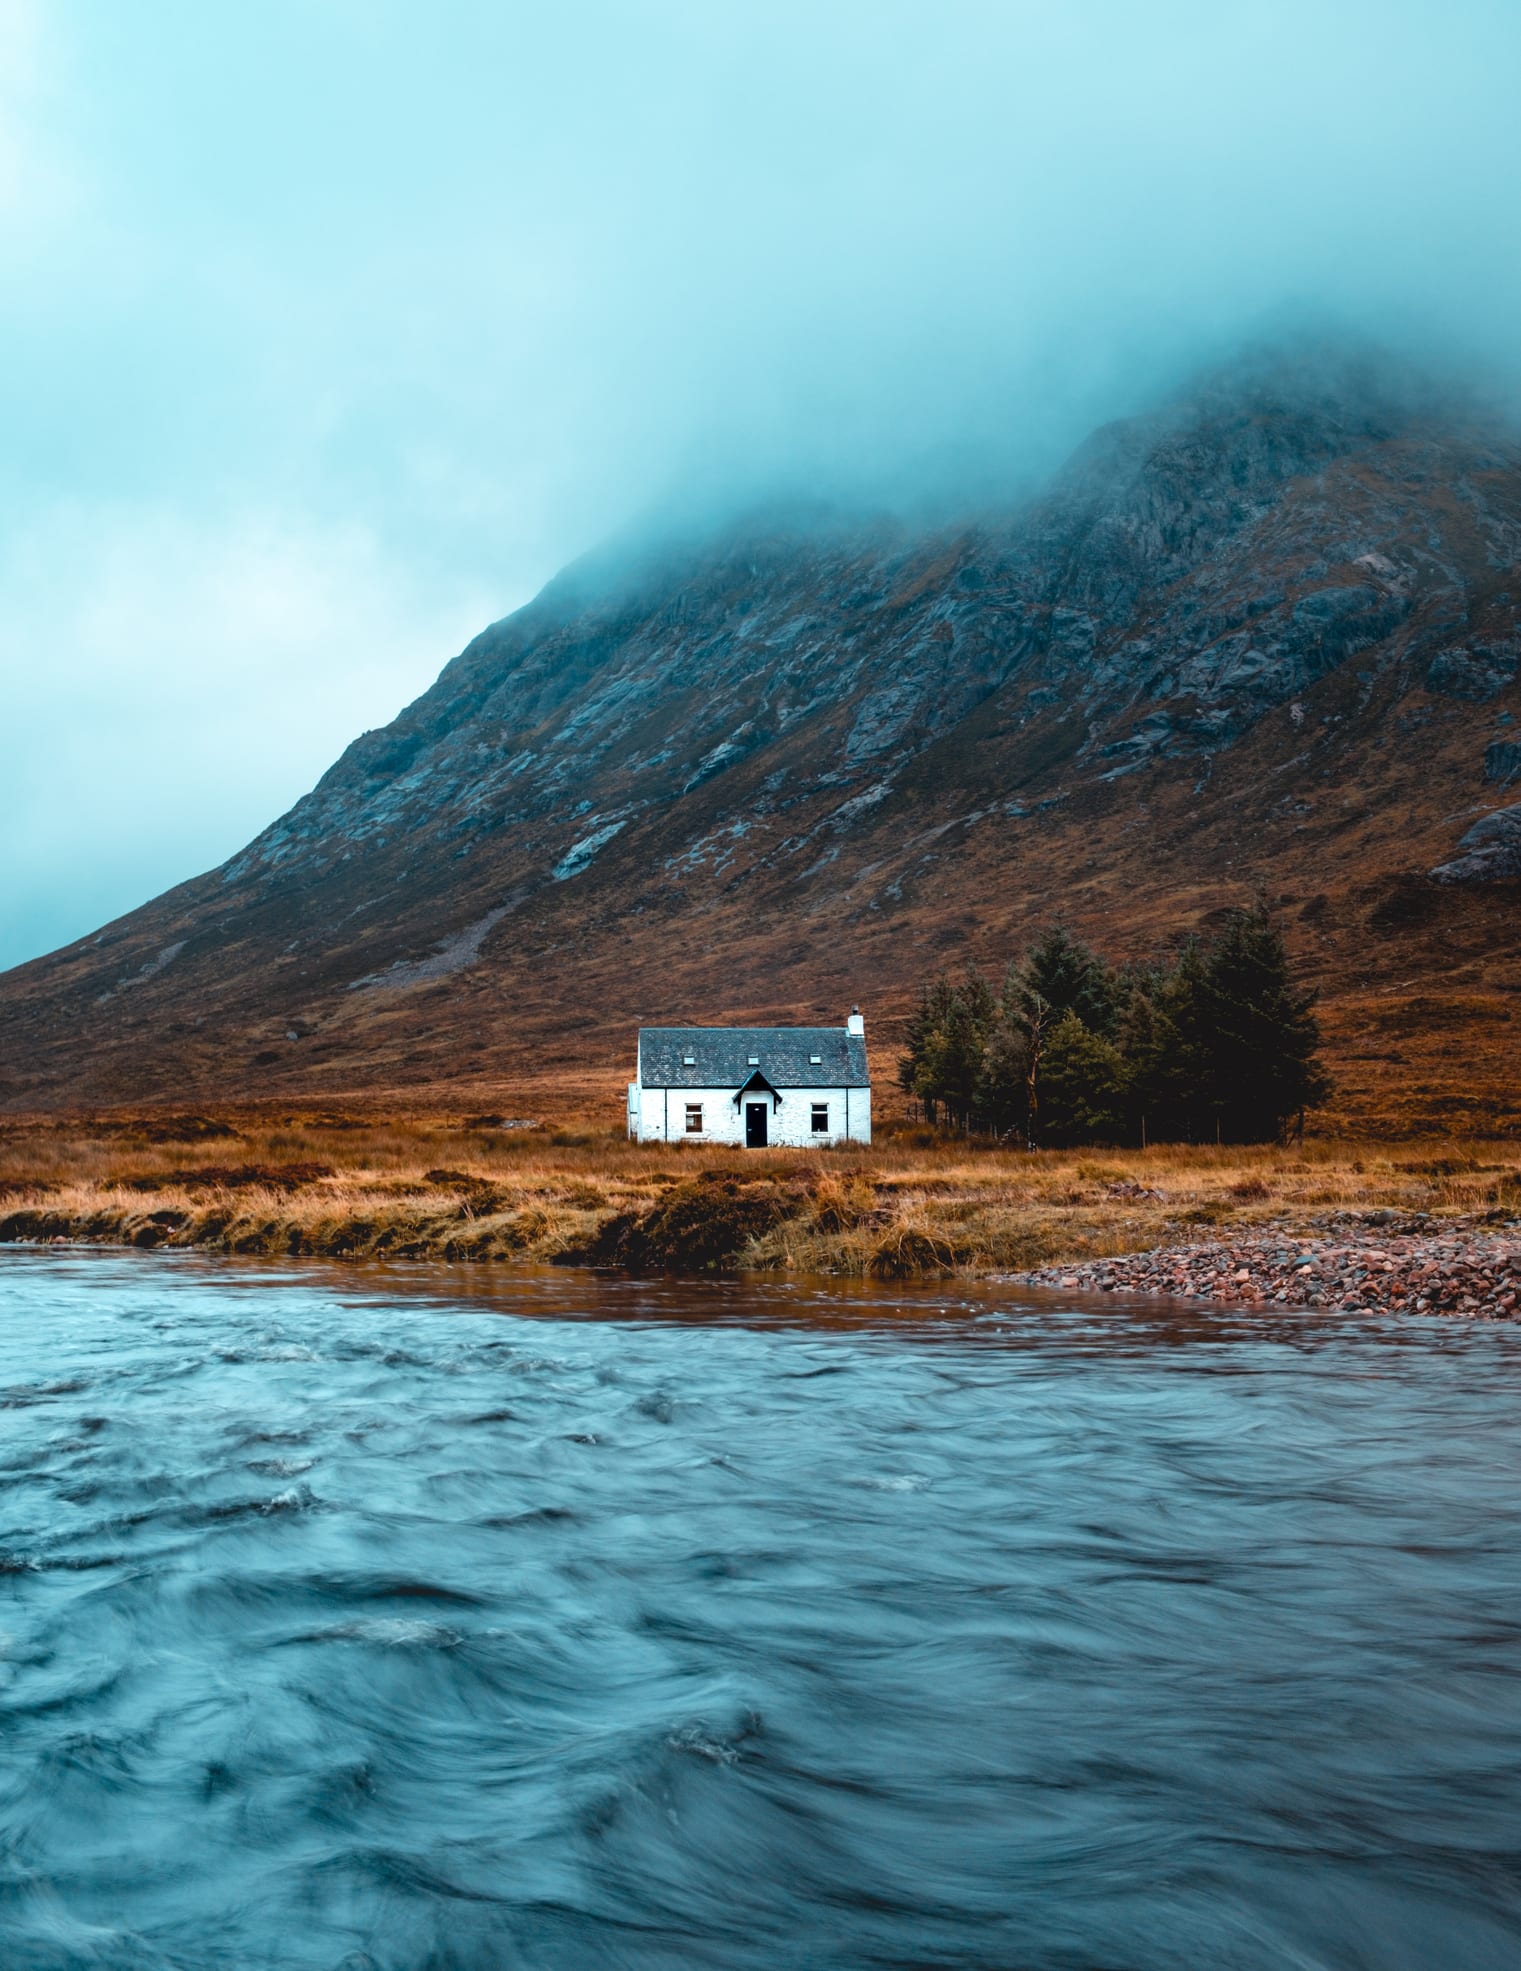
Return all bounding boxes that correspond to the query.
[2,1110,1517,1287]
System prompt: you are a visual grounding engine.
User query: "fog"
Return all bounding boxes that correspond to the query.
[2,0,1518,969]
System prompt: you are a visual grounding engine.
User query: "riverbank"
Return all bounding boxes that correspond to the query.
[1,1112,1518,1301]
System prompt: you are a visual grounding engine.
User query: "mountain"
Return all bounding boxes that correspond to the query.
[4,344,1520,1131]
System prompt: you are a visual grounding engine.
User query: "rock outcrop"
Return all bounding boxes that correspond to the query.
[1432,806,1521,884]
[1485,737,1521,784]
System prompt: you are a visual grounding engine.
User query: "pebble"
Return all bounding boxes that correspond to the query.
[1011,1223,1521,1319]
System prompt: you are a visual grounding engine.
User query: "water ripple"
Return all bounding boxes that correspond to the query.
[2,1248,1521,1969]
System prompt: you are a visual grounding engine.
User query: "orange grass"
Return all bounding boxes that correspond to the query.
[1,1110,1517,1276]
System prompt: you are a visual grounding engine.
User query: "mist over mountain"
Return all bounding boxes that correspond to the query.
[4,340,1517,1130]
[3,2,1521,969]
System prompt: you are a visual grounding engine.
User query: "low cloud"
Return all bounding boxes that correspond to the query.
[2,0,1519,966]
[0,506,494,968]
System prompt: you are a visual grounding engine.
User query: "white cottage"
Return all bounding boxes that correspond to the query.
[628,1010,871,1148]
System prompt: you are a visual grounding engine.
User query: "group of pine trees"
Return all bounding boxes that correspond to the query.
[896,908,1331,1146]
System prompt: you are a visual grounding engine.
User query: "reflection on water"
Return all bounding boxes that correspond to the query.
[3,1248,1521,1970]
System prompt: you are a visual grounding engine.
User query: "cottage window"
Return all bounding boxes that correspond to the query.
[811,1103,829,1133]
[685,1103,703,1133]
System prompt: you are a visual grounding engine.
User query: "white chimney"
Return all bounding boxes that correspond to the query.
[846,1005,865,1037]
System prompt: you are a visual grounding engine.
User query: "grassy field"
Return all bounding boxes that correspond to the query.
[2,1110,1518,1276]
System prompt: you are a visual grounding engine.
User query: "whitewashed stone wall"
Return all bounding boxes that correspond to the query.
[628,1081,870,1147]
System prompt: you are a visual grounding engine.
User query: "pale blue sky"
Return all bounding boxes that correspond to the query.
[2,0,1518,969]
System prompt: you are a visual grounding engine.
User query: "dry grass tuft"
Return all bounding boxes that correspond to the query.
[0,1110,1517,1278]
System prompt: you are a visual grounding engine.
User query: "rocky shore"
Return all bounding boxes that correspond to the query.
[1011,1221,1521,1318]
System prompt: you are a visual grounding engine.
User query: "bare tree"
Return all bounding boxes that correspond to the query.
[1023,992,1053,1150]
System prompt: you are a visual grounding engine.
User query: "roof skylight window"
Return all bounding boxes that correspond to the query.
[747,1055,760,1065]
[682,1053,696,1065]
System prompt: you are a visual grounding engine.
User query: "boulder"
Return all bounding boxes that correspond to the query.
[1431,805,1521,883]
[1485,740,1521,785]
[1427,641,1520,702]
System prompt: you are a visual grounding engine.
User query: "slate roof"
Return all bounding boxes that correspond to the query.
[638,1026,869,1089]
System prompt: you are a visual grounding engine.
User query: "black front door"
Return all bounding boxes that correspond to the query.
[744,1101,768,1149]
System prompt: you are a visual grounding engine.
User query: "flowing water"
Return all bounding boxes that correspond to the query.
[4,1249,1521,1970]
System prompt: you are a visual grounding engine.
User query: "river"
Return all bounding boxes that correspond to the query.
[3,1249,1521,1969]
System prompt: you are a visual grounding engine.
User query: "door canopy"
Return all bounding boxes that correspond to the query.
[732,1068,782,1111]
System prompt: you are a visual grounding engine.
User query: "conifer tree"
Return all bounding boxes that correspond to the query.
[1015,925,1121,1039]
[895,910,1330,1146]
[978,963,1033,1138]
[919,966,995,1130]
[1038,1013,1129,1145]
[898,968,995,1129]
[1112,976,1172,1144]
[1141,939,1215,1140]
[897,976,959,1124]
[1007,928,1122,1140]
[1192,906,1333,1140]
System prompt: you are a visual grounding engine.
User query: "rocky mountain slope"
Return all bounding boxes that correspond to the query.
[4,344,1519,1130]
